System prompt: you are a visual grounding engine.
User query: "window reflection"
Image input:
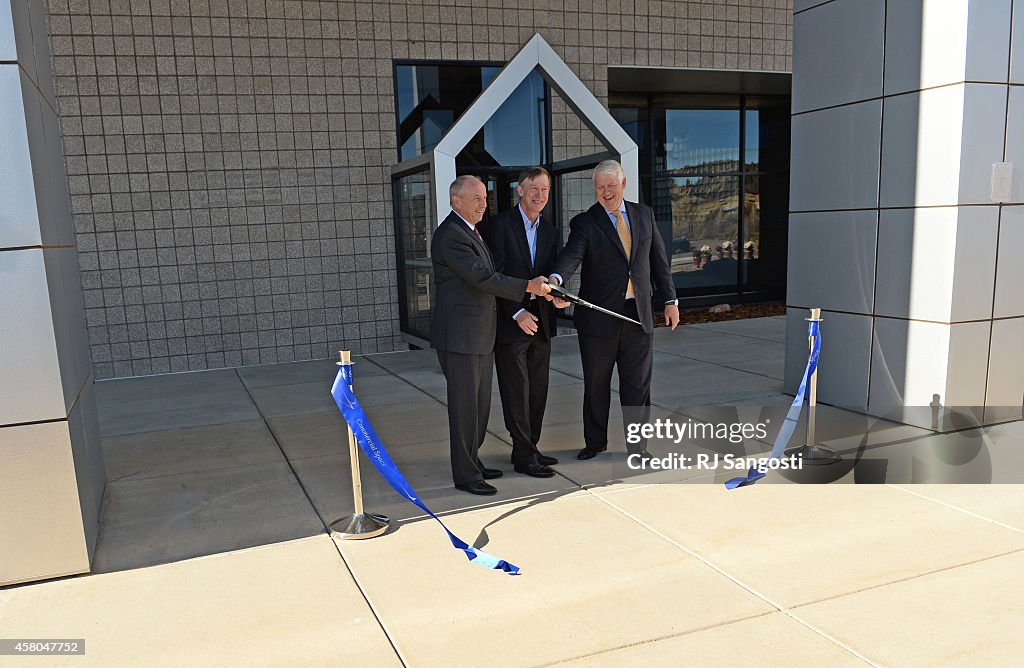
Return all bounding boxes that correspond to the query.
[665,110,739,174]
[396,63,547,167]
[661,175,740,289]
[395,171,433,339]
[610,92,790,299]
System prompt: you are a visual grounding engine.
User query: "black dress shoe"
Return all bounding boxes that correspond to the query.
[510,452,559,466]
[577,446,608,460]
[513,462,555,478]
[481,467,503,480]
[455,480,498,496]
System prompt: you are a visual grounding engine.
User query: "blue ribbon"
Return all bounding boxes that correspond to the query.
[331,365,520,575]
[725,320,821,489]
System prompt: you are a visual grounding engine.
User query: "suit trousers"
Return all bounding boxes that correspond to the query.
[578,300,653,453]
[436,349,493,485]
[494,324,551,465]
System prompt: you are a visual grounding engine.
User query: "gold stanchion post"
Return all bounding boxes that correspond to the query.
[329,350,390,539]
[784,308,841,465]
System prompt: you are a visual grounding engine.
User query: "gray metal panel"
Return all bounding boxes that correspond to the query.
[792,0,883,113]
[41,89,75,245]
[875,207,998,323]
[985,317,1024,422]
[784,307,872,410]
[790,99,882,211]
[868,319,990,429]
[0,64,41,248]
[0,249,66,425]
[67,381,105,561]
[957,84,1008,205]
[21,67,54,242]
[787,210,877,315]
[0,420,90,586]
[9,0,32,81]
[965,0,1013,83]
[1005,87,1024,203]
[994,206,1024,318]
[43,246,92,413]
[26,0,55,109]
[0,0,14,61]
[879,87,966,208]
[1013,0,1024,83]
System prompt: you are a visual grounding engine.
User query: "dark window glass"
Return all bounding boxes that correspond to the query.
[396,64,481,160]
[609,96,647,151]
[610,91,790,300]
[742,97,790,293]
[394,170,434,339]
[396,64,547,167]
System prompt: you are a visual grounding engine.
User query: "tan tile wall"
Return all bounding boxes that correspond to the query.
[45,0,792,378]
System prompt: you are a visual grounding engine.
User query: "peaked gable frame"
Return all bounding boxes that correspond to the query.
[390,34,640,226]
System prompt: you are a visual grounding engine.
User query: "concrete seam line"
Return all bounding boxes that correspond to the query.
[789,546,1024,611]
[233,369,409,667]
[888,484,1024,536]
[589,491,883,668]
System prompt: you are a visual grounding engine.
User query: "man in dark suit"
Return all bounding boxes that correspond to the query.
[549,160,680,460]
[478,167,565,479]
[431,175,551,496]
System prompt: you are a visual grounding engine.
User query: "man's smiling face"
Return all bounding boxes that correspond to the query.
[594,171,625,212]
[517,173,550,220]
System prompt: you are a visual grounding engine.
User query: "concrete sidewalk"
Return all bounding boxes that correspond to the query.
[2,316,1023,666]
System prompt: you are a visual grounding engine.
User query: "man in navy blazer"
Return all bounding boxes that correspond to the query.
[431,175,551,495]
[549,160,680,460]
[478,167,565,479]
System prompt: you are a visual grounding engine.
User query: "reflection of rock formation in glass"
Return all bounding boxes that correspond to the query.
[743,176,760,256]
[667,174,738,272]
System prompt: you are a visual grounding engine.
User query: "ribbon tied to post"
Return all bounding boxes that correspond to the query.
[725,320,821,489]
[331,364,520,575]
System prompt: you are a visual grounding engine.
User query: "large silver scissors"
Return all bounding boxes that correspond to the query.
[547,283,643,327]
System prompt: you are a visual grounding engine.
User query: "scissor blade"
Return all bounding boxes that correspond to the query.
[548,284,643,327]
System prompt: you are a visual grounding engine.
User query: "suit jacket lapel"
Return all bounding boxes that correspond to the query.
[451,213,494,268]
[539,219,556,265]
[511,207,534,269]
[592,204,629,261]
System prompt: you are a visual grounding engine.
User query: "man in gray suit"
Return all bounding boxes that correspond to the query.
[431,175,551,496]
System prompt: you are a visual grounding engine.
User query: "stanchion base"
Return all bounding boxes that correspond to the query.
[784,444,842,466]
[330,512,390,540]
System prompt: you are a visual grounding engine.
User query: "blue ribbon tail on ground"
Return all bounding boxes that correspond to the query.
[331,366,521,575]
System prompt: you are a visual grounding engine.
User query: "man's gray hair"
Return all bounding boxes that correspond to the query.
[449,174,484,198]
[593,159,625,183]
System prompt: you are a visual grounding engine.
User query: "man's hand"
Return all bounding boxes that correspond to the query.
[542,275,561,301]
[515,310,539,336]
[664,304,681,331]
[527,276,551,296]
[551,297,570,309]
